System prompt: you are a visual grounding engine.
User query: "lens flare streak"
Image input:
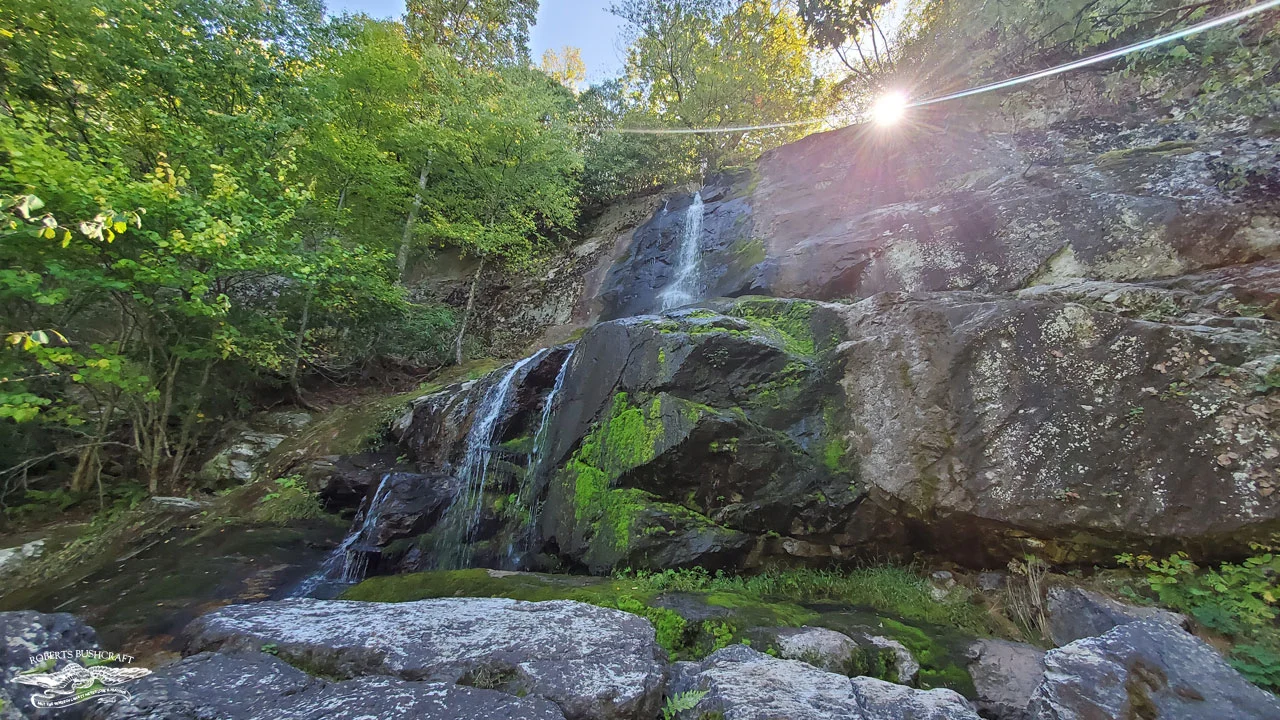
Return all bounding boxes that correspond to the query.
[610,0,1280,135]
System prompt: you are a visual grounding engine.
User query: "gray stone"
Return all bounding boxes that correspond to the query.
[1027,620,1280,720]
[88,651,566,720]
[833,285,1280,565]
[668,644,979,720]
[965,639,1046,720]
[1045,586,1188,646]
[750,626,919,685]
[0,610,100,720]
[978,572,1007,591]
[185,597,664,720]
[764,626,860,674]
[196,431,286,486]
[0,540,44,578]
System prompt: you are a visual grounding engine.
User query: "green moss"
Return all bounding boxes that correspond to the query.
[731,237,767,269]
[822,439,848,474]
[1095,140,1195,167]
[745,362,811,412]
[498,435,534,454]
[564,392,669,555]
[343,566,994,679]
[728,299,819,356]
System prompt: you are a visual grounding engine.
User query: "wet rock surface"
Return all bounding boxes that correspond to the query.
[668,644,980,720]
[1027,620,1280,720]
[1045,586,1188,646]
[184,597,665,720]
[0,611,99,720]
[87,651,567,720]
[372,266,1280,572]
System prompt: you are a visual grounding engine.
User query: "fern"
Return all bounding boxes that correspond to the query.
[662,689,708,720]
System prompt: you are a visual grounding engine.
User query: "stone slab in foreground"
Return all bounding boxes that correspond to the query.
[185,597,664,720]
[87,650,566,720]
[1028,620,1280,719]
[668,644,980,720]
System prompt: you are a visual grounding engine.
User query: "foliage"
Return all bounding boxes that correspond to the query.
[540,46,587,91]
[404,0,538,68]
[0,0,581,511]
[797,0,895,83]
[251,475,322,524]
[1118,550,1280,690]
[610,0,833,171]
[887,0,1278,124]
[662,689,708,719]
[617,565,994,634]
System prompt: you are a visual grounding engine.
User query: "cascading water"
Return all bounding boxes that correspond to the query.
[657,192,705,311]
[432,349,549,569]
[504,344,576,566]
[290,472,395,597]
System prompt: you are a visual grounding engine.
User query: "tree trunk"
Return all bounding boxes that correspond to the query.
[398,157,431,283]
[454,257,485,366]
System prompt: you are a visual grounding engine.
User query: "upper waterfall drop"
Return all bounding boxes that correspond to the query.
[657,192,705,311]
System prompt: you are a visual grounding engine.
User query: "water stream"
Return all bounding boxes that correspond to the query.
[657,192,705,311]
[505,345,576,566]
[432,349,549,569]
[290,472,394,597]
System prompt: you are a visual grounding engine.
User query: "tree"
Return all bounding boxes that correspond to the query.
[613,0,831,170]
[797,0,895,83]
[541,45,587,91]
[0,0,425,502]
[405,0,540,68]
[424,68,583,364]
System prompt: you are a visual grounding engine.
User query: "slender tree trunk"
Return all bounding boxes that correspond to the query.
[290,190,345,409]
[454,257,485,366]
[398,156,431,283]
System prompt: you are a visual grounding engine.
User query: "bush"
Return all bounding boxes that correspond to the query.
[1118,549,1280,690]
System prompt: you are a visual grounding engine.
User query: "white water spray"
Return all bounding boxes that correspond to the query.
[434,349,549,568]
[658,193,705,311]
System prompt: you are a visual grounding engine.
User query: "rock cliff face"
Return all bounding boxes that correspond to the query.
[311,80,1280,577]
[334,266,1278,573]
[590,76,1279,323]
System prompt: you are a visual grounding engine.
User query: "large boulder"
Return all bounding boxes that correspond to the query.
[1027,620,1280,719]
[834,276,1280,563]
[0,611,100,720]
[1045,586,1188,646]
[965,639,1046,720]
[667,644,980,719]
[87,650,566,720]
[196,411,312,488]
[184,597,665,720]
[0,540,44,580]
[380,274,1280,570]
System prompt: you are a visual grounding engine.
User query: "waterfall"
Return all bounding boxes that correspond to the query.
[290,472,394,597]
[527,344,575,479]
[657,192,705,311]
[433,349,549,569]
[504,345,576,566]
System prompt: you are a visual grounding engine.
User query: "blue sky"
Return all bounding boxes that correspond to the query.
[325,0,625,81]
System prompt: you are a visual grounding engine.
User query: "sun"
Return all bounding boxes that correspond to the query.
[870,91,909,127]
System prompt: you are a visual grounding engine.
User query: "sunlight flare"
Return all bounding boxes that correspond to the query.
[870,91,909,127]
